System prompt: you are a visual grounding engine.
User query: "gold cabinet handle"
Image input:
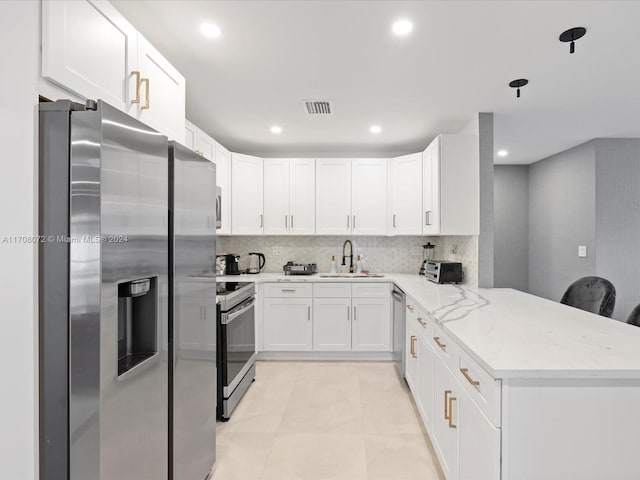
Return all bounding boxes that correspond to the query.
[407,305,414,312]
[417,317,426,327]
[460,368,480,386]
[448,395,457,428]
[131,70,141,104]
[433,336,447,350]
[410,335,416,357]
[141,77,150,109]
[444,390,451,420]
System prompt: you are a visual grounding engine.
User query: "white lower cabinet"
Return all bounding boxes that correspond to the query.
[351,297,391,352]
[407,307,500,480]
[432,354,460,480]
[415,334,436,431]
[405,319,418,393]
[263,297,312,351]
[458,387,501,480]
[313,297,351,351]
[262,282,391,353]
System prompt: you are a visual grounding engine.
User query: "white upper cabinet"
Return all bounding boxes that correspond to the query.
[289,159,316,234]
[351,159,387,235]
[263,158,316,235]
[316,159,352,235]
[184,120,196,150]
[136,35,185,144]
[42,0,138,115]
[215,143,232,235]
[390,153,423,235]
[231,153,263,235]
[263,159,291,235]
[195,128,215,162]
[423,138,441,235]
[423,134,479,236]
[42,0,185,143]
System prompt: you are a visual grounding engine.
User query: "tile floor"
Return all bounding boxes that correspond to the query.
[211,361,444,480]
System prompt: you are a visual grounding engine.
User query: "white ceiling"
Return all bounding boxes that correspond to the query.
[112,1,640,164]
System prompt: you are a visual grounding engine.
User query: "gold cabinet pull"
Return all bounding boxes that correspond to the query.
[433,336,447,350]
[417,317,426,327]
[131,70,141,104]
[410,335,417,357]
[141,77,150,109]
[448,395,457,428]
[444,390,451,420]
[460,368,480,386]
[407,304,414,312]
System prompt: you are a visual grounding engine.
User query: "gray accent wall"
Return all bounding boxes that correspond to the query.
[494,165,529,291]
[496,138,640,321]
[595,139,640,321]
[478,113,495,288]
[528,141,596,302]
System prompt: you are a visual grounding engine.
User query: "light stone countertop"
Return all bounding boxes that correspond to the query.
[216,272,640,380]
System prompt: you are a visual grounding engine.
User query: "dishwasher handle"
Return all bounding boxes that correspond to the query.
[391,290,405,303]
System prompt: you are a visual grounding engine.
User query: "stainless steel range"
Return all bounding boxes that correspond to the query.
[216,281,256,420]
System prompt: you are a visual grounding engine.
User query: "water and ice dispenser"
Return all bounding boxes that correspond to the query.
[117,277,158,376]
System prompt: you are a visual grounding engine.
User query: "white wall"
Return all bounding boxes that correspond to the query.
[0,1,39,478]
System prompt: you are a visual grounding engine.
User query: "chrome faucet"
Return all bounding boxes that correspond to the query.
[342,240,354,273]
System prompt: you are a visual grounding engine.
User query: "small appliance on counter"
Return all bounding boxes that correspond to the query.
[424,260,463,284]
[218,253,240,275]
[419,242,436,275]
[247,252,266,274]
[283,262,317,275]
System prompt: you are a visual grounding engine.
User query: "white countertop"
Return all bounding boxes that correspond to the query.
[217,272,640,380]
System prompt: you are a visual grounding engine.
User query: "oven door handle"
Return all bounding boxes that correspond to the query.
[223,297,255,325]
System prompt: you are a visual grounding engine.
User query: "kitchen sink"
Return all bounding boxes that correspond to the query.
[318,273,385,278]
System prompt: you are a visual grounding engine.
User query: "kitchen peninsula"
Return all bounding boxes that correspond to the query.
[218,272,640,479]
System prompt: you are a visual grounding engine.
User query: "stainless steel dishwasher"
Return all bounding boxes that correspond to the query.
[391,286,406,377]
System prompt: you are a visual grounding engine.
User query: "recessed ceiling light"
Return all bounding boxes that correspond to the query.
[497,150,509,157]
[370,125,382,134]
[270,126,282,134]
[200,23,221,38]
[392,19,413,36]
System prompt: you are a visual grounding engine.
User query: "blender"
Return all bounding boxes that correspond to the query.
[419,242,436,275]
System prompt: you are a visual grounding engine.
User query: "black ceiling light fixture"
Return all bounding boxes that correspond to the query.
[509,79,529,98]
[559,27,587,54]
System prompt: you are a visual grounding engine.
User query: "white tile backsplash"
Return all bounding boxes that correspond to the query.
[217,235,479,286]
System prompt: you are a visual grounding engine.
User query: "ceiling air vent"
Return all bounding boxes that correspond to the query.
[303,101,333,115]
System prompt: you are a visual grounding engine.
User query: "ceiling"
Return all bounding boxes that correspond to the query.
[112,1,640,164]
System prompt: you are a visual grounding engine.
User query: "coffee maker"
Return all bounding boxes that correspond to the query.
[218,253,240,275]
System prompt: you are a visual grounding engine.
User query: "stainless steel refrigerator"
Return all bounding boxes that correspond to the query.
[39,100,216,480]
[168,141,217,480]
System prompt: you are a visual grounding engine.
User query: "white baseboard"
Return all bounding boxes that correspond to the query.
[256,351,394,361]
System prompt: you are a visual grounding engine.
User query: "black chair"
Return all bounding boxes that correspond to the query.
[627,304,640,327]
[560,276,616,318]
